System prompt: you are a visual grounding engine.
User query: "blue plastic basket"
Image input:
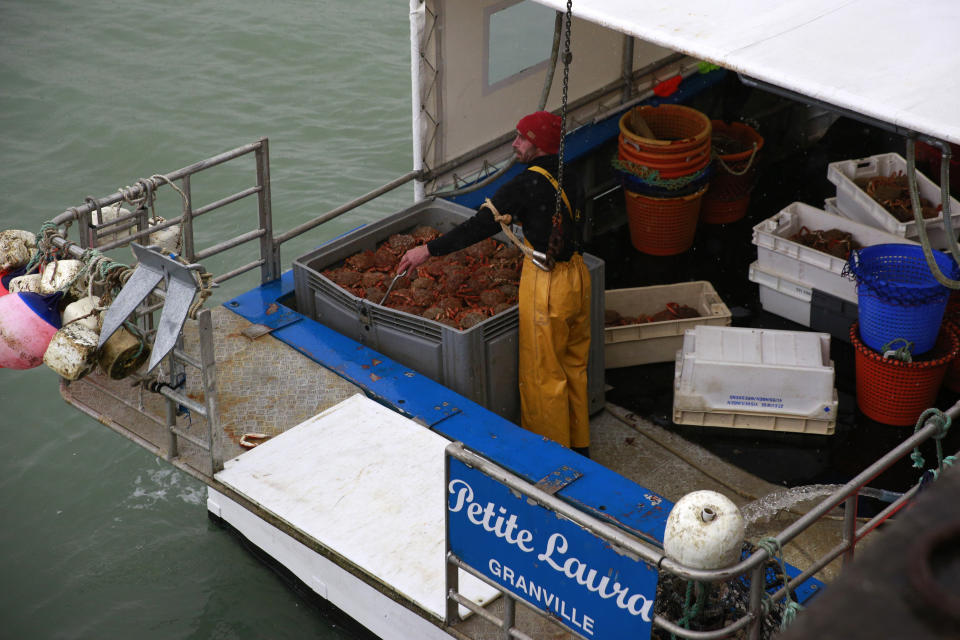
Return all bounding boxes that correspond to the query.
[847,244,959,355]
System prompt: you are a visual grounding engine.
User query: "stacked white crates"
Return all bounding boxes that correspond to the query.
[673,325,838,434]
[826,152,960,249]
[750,202,917,333]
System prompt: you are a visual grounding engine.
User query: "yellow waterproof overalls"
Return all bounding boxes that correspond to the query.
[517,166,591,448]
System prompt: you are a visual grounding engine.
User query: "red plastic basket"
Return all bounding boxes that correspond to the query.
[944,321,960,392]
[625,186,706,255]
[700,121,764,224]
[851,322,958,426]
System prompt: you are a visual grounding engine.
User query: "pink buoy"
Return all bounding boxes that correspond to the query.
[0,291,62,369]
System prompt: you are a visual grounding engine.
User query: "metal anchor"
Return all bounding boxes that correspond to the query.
[97,243,202,372]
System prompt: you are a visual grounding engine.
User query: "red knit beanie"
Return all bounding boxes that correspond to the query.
[517,111,562,155]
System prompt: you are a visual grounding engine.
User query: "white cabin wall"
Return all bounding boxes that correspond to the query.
[426,0,675,188]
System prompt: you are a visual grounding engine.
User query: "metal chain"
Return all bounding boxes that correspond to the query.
[552,0,573,227]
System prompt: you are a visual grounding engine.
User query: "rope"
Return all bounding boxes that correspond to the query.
[671,581,706,639]
[911,408,954,480]
[484,198,537,262]
[881,337,914,362]
[756,537,804,632]
[714,141,759,177]
[611,156,711,190]
[24,222,62,275]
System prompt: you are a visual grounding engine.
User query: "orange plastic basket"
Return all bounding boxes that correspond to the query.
[617,138,712,178]
[618,104,712,154]
[625,186,706,255]
[851,322,958,426]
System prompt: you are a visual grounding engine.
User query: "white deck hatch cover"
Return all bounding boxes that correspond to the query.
[215,394,498,619]
[532,0,960,145]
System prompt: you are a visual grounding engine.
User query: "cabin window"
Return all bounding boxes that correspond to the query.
[485,0,556,91]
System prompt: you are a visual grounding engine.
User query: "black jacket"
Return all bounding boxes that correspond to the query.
[427,156,584,261]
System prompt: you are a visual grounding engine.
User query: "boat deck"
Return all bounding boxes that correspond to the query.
[62,297,844,640]
[62,306,363,476]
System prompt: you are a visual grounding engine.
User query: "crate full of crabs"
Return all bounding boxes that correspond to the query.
[293,198,605,423]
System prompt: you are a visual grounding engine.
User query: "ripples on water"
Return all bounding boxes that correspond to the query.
[1,1,412,637]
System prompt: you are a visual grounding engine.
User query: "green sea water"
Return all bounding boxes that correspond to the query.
[0,1,417,637]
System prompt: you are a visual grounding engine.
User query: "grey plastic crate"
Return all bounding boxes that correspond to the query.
[293,198,606,423]
[810,288,858,344]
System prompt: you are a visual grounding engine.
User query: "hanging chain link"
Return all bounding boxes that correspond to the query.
[552,0,573,227]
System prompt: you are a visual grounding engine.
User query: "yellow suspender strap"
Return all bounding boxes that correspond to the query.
[526,165,574,220]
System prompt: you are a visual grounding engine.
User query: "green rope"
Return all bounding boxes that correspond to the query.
[611,156,710,190]
[670,581,706,640]
[122,319,147,359]
[23,222,61,275]
[881,337,914,362]
[911,408,953,479]
[756,537,804,632]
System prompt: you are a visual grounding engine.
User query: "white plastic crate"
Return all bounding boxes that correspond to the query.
[673,325,837,435]
[604,281,731,368]
[748,261,811,326]
[826,152,960,248]
[752,201,916,303]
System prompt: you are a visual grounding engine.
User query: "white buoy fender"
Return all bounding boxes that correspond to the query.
[663,490,745,570]
[0,291,63,369]
[148,217,180,254]
[0,230,37,270]
[8,273,43,294]
[62,296,101,332]
[0,266,28,297]
[39,259,86,298]
[44,323,100,380]
[90,205,133,245]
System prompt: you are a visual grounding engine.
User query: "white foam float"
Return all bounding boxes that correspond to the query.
[663,490,746,570]
[0,229,37,270]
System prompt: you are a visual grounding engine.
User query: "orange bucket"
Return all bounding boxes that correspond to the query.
[619,104,712,154]
[701,120,764,224]
[625,186,706,255]
[851,322,958,426]
[617,137,712,178]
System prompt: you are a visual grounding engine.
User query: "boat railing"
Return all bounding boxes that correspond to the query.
[444,401,960,639]
[48,139,422,479]
[49,139,281,478]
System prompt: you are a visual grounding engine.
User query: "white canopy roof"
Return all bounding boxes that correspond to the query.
[535,0,960,145]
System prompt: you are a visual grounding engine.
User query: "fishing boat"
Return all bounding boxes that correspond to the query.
[5,1,959,638]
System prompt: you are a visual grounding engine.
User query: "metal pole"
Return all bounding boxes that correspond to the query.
[409,0,426,202]
[51,140,267,228]
[444,450,461,625]
[747,563,765,640]
[255,138,278,282]
[197,309,224,475]
[621,34,635,101]
[273,170,422,245]
[842,493,859,565]
[181,174,195,262]
[501,596,515,640]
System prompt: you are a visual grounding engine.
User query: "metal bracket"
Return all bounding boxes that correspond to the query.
[535,465,583,495]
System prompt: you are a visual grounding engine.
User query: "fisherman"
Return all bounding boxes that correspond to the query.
[398,110,591,457]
